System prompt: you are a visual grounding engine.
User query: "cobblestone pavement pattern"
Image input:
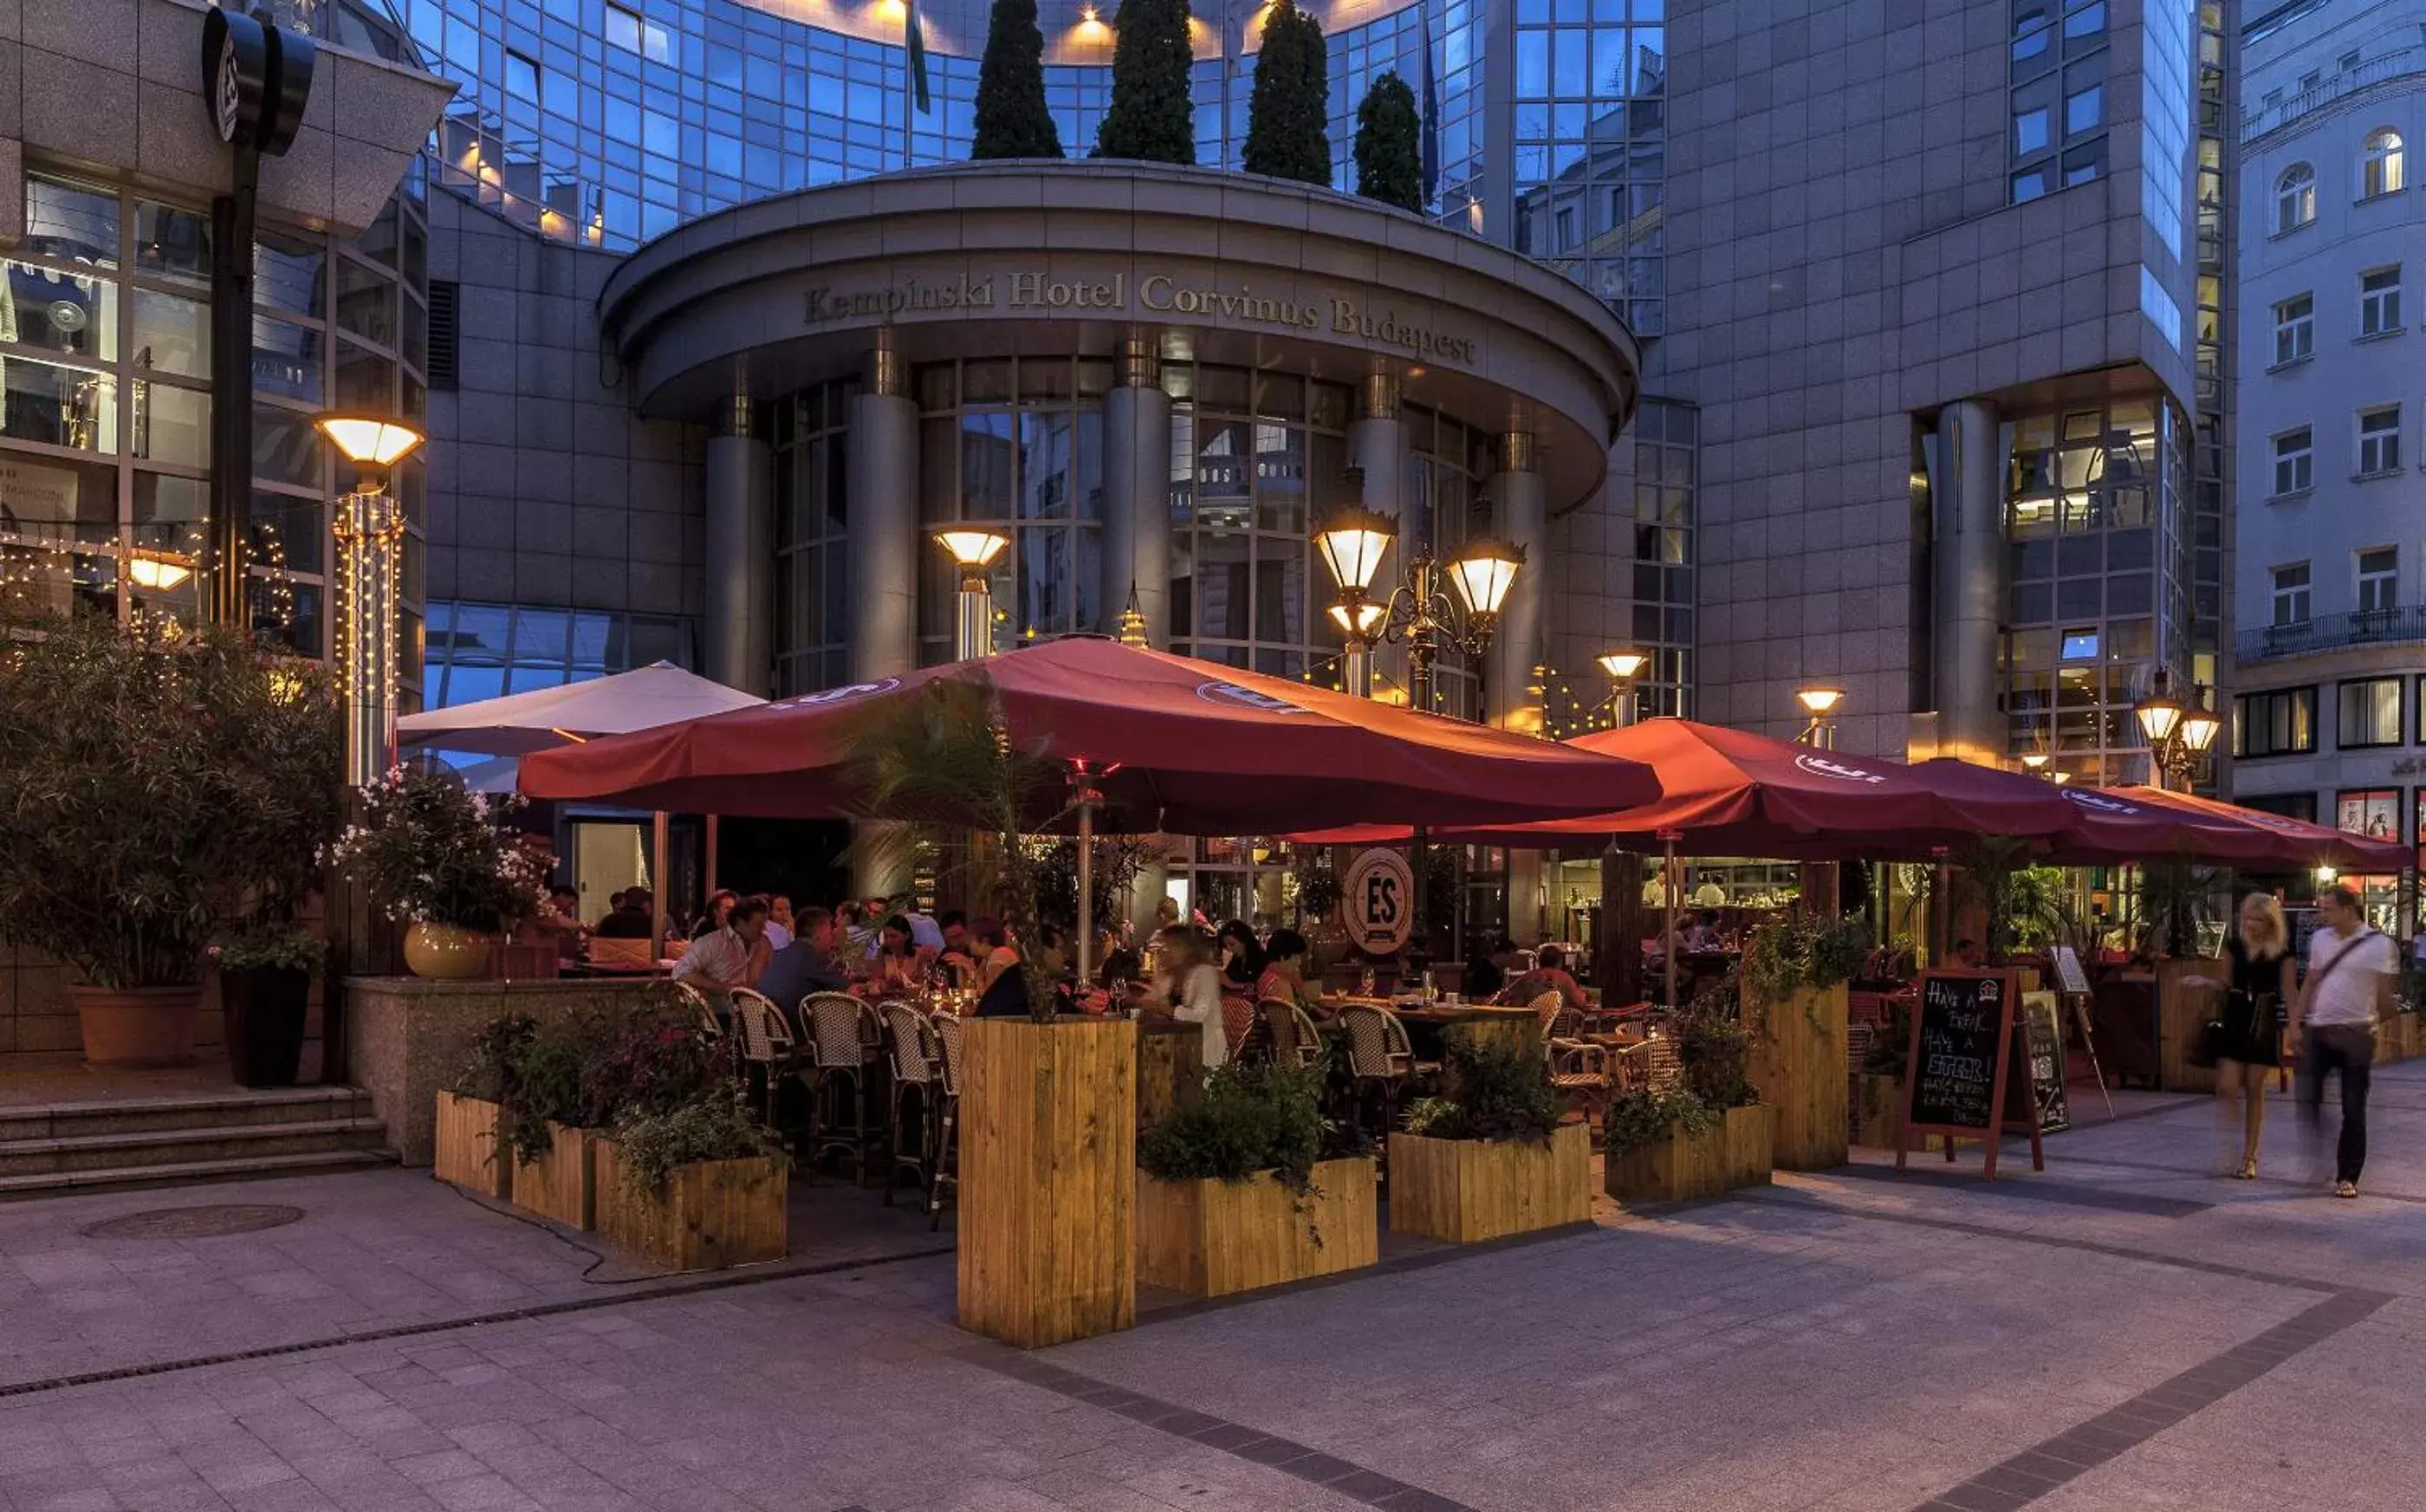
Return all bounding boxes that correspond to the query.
[0,1065,2422,1510]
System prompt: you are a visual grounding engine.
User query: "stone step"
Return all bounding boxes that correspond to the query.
[0,1087,376,1142]
[0,1148,397,1203]
[0,1117,392,1178]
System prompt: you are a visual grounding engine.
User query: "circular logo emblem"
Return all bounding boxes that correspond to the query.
[1194,680,1309,716]
[1341,849,1416,955]
[213,35,244,142]
[778,678,900,708]
[1792,752,1887,785]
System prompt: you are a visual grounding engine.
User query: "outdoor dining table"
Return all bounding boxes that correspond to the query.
[1329,998,1541,1060]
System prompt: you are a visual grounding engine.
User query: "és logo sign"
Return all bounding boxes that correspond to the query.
[1792,752,1887,784]
[1342,848,1415,954]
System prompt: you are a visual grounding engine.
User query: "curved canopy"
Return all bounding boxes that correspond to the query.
[517,638,1663,835]
[398,662,767,757]
[2103,784,2412,872]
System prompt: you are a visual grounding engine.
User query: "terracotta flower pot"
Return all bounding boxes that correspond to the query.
[403,922,492,980]
[72,984,203,1067]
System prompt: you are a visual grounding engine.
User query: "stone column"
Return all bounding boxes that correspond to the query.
[1487,426,1547,735]
[1101,334,1173,646]
[1936,399,2004,763]
[702,367,772,696]
[847,337,919,899]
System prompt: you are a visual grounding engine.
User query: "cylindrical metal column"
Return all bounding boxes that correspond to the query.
[333,489,405,788]
[1488,429,1547,734]
[1347,373,1409,701]
[1102,335,1173,646]
[848,341,919,683]
[954,583,993,661]
[1936,399,2004,762]
[704,372,773,696]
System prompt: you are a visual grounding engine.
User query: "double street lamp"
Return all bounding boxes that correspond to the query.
[1312,506,1526,709]
[2133,666,2221,790]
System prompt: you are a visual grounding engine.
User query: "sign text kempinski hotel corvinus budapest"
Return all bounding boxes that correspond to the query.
[802,270,1478,366]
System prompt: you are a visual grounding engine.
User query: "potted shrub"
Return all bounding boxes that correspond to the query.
[211,925,321,1087]
[1388,1030,1592,1243]
[1740,912,1862,1170]
[594,1085,788,1271]
[437,1013,533,1198]
[0,613,341,1067]
[1606,1009,1771,1204]
[328,766,548,978]
[502,999,710,1230]
[1136,1059,1377,1297]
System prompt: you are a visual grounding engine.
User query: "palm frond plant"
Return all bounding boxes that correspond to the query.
[1948,836,2062,962]
[2137,855,2228,960]
[847,676,1069,1021]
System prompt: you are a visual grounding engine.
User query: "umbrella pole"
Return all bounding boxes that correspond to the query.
[651,809,670,960]
[1077,801,1094,992]
[705,814,719,894]
[1664,839,1678,1011]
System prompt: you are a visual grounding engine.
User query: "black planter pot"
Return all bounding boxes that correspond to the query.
[221,965,312,1087]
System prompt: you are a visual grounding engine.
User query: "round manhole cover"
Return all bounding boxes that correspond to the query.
[81,1204,305,1241]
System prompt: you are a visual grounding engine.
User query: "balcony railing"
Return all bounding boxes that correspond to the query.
[2242,49,2425,142]
[2236,606,2426,662]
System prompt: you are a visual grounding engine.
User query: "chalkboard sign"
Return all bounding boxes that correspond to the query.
[2018,990,2071,1135]
[1906,971,2008,1135]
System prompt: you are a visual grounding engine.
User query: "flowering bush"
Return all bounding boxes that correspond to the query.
[325,765,548,931]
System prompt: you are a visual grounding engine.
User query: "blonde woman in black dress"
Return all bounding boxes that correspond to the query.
[2215,892,2296,1178]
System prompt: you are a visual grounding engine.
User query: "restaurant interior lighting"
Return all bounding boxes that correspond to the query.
[1794,685,1845,716]
[313,413,426,471]
[933,527,1010,574]
[1597,650,1650,681]
[1444,536,1524,618]
[1314,507,1397,596]
[124,552,192,591]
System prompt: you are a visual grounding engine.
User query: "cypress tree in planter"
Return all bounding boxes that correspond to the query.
[1353,72,1423,211]
[971,0,1063,159]
[1241,0,1331,185]
[1094,0,1196,165]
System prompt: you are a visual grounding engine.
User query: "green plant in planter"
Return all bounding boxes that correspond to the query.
[1740,913,1864,1022]
[1139,1059,1328,1194]
[1863,995,1913,1079]
[0,613,343,990]
[611,1085,783,1197]
[453,1012,539,1105]
[208,925,323,977]
[1603,1085,1716,1155]
[1675,1004,1759,1110]
[1401,1029,1561,1144]
[327,765,548,931]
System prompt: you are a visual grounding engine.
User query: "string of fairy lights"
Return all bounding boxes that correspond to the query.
[0,520,303,637]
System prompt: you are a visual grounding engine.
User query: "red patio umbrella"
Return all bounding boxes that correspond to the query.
[518,637,1659,834]
[2102,785,2411,872]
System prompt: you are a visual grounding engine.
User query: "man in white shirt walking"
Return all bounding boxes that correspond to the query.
[2292,886,2396,1197]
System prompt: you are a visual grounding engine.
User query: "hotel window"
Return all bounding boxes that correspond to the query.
[2015,104,2052,156]
[2247,791,2319,824]
[2340,681,2404,749]
[2272,428,2312,495]
[2235,685,2317,757]
[603,3,670,63]
[2271,561,2311,626]
[2360,266,2403,335]
[2358,406,2403,475]
[2276,163,2317,231]
[2274,293,2313,363]
[2358,546,2400,612]
[503,50,539,104]
[2364,128,2406,198]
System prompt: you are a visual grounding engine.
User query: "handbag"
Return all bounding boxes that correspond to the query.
[2210,928,2382,1063]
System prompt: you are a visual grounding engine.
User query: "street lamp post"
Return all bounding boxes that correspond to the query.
[1597,650,1650,730]
[315,411,425,1084]
[934,528,1009,661]
[1795,685,1845,748]
[2134,667,2220,790]
[1314,508,1526,961]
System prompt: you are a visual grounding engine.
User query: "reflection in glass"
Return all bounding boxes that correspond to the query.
[134,201,212,283]
[23,176,120,267]
[0,359,116,452]
[130,289,211,378]
[2,262,116,358]
[133,383,209,468]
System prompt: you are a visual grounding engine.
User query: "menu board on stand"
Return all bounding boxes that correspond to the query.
[1899,969,2047,1180]
[2018,990,2072,1134]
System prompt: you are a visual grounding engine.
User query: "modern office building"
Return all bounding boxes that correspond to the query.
[0,0,2240,938]
[2233,0,2426,889]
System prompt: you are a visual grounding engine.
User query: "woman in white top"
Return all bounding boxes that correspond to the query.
[1159,928,1229,1071]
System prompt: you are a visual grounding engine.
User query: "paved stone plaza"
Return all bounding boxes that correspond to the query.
[2,1067,2423,1512]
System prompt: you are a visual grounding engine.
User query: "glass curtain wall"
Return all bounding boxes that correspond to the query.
[773,380,854,697]
[1510,0,1666,335]
[2,170,428,687]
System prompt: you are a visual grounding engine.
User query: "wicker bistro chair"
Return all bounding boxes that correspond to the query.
[1530,993,1612,1126]
[1609,1033,1685,1096]
[879,1003,945,1206]
[928,1014,964,1230]
[1259,998,1325,1069]
[1338,1003,1434,1138]
[801,991,884,1184]
[725,989,802,1127]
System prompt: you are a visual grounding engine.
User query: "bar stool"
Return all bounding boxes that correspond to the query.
[928,1015,963,1230]
[726,988,801,1129]
[801,991,880,1184]
[879,1003,944,1206]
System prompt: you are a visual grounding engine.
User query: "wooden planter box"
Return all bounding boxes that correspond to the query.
[1605,1105,1773,1205]
[591,1140,788,1271]
[510,1121,598,1230]
[1137,1157,1378,1298]
[1850,1073,1904,1152]
[2381,1012,2419,1063]
[433,1092,509,1199]
[1746,983,1849,1171]
[2157,958,2226,1093]
[1386,1122,1592,1243]
[958,1016,1138,1347]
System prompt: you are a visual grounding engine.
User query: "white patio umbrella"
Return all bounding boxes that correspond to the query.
[399,662,765,953]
